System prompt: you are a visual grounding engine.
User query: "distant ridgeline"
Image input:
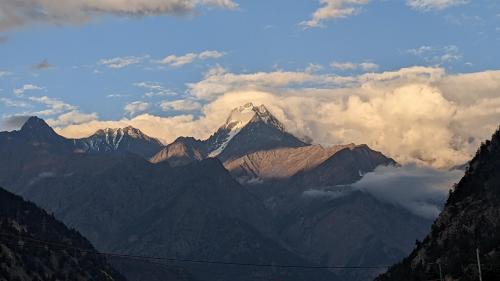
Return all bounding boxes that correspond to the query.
[376,128,500,281]
[0,186,125,281]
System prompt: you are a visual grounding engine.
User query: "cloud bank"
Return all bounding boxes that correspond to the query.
[0,0,238,31]
[50,66,500,169]
[353,165,464,219]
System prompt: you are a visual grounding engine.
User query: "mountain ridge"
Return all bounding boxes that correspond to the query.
[376,127,500,281]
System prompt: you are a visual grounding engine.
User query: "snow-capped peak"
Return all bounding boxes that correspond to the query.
[208,103,286,157]
[223,103,284,131]
[95,126,147,140]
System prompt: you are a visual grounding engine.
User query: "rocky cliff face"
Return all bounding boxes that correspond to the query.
[0,186,126,281]
[376,128,500,281]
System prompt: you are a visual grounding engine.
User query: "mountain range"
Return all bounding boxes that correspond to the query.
[0,103,436,281]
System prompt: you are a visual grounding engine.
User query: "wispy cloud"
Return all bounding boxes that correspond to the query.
[0,70,11,77]
[157,50,225,67]
[14,84,43,95]
[305,63,324,73]
[406,45,462,64]
[0,0,238,31]
[330,61,379,71]
[29,96,77,116]
[124,101,150,116]
[407,0,467,11]
[160,100,202,111]
[134,81,178,97]
[300,0,371,28]
[0,97,29,108]
[99,56,147,69]
[134,82,163,91]
[46,111,98,127]
[107,94,130,98]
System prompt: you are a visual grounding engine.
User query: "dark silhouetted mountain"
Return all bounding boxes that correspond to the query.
[0,116,74,154]
[0,186,126,281]
[0,146,338,281]
[75,126,164,158]
[376,127,500,281]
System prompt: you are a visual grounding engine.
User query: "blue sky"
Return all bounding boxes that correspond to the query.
[1,0,500,168]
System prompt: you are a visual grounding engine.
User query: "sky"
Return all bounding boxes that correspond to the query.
[1,0,500,169]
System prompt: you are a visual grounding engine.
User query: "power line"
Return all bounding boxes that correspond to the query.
[0,232,389,270]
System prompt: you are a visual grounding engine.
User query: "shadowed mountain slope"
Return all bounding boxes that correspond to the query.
[0,186,126,281]
[376,127,500,281]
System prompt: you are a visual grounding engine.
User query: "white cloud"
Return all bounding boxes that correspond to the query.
[300,0,371,28]
[0,71,11,77]
[158,50,225,67]
[14,84,43,95]
[46,111,98,127]
[359,62,379,71]
[331,61,378,71]
[124,101,150,116]
[407,45,462,64]
[134,82,163,91]
[55,67,500,169]
[0,97,29,107]
[187,67,353,99]
[107,94,129,98]
[0,0,238,31]
[29,96,76,116]
[305,63,324,73]
[407,0,467,11]
[353,165,464,219]
[160,100,202,111]
[198,50,225,60]
[330,61,357,71]
[99,56,145,69]
[134,81,178,97]
[144,91,177,98]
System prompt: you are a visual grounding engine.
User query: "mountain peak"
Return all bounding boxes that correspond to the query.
[94,126,149,140]
[79,126,163,158]
[19,116,60,139]
[223,103,284,131]
[21,116,52,131]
